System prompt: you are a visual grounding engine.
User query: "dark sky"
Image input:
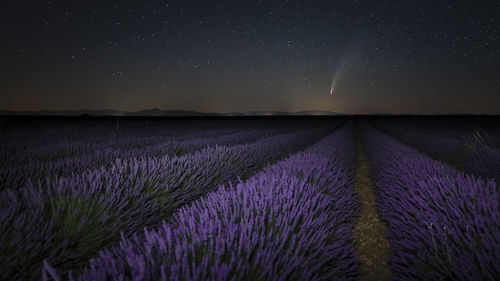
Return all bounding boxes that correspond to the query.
[1,0,499,114]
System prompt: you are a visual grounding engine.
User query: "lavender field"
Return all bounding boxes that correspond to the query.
[0,117,499,281]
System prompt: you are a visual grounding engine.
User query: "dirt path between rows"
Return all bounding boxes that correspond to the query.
[353,139,392,281]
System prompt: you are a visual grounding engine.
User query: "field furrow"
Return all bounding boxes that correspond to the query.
[353,137,391,281]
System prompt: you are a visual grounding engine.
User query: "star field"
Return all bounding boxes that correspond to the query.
[1,0,499,114]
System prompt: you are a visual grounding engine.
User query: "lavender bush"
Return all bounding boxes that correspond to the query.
[374,121,500,183]
[0,122,338,280]
[58,123,358,281]
[0,127,296,191]
[362,124,500,280]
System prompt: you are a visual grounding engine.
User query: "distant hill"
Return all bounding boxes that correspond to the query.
[226,110,340,116]
[0,110,129,116]
[0,109,341,117]
[131,109,220,117]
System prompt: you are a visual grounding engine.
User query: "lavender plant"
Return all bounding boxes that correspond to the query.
[361,124,500,281]
[374,121,500,183]
[0,122,337,280]
[58,123,359,281]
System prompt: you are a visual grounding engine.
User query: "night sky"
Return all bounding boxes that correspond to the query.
[1,1,499,114]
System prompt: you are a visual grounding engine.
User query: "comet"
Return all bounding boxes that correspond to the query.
[329,75,337,95]
[329,58,348,95]
[330,72,339,96]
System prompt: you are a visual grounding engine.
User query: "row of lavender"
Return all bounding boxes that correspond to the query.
[361,124,500,280]
[0,122,318,191]
[0,119,327,162]
[374,118,500,148]
[0,120,298,167]
[0,119,323,169]
[1,122,338,280]
[0,129,240,190]
[0,128,240,167]
[43,123,360,281]
[372,121,500,183]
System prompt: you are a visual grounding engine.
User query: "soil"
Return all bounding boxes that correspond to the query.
[353,140,392,281]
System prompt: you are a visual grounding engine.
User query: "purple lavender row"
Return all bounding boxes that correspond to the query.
[1,121,319,177]
[374,121,500,183]
[0,127,243,169]
[0,131,234,190]
[0,127,294,191]
[0,122,338,280]
[0,120,324,167]
[414,128,500,148]
[361,124,500,281]
[56,123,359,281]
[375,119,500,148]
[1,123,299,173]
